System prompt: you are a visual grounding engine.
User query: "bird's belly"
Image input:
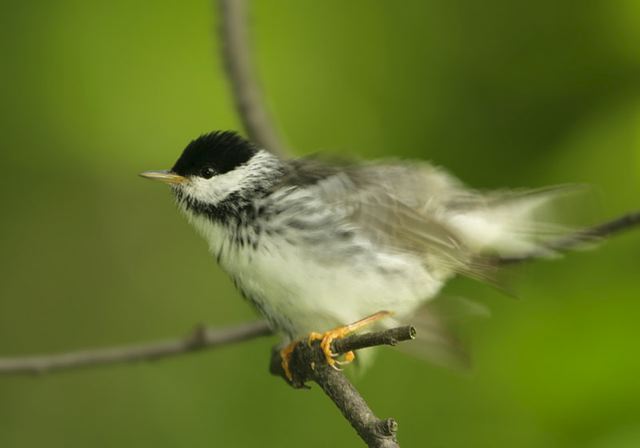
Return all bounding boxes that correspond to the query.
[221,240,444,339]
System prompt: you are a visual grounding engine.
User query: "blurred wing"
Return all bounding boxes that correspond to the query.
[286,158,495,281]
[280,157,590,283]
[396,295,491,370]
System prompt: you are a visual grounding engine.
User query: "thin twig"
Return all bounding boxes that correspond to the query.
[217,0,288,157]
[270,326,416,448]
[497,211,640,265]
[0,321,272,375]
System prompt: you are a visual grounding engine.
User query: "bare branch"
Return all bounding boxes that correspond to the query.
[496,211,640,265]
[0,321,272,375]
[217,0,288,157]
[270,326,416,448]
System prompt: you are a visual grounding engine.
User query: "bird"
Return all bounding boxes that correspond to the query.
[140,130,584,380]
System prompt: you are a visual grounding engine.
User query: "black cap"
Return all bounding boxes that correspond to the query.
[172,131,258,178]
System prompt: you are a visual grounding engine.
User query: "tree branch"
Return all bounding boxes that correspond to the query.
[0,319,416,447]
[496,211,640,265]
[0,321,272,375]
[217,0,288,157]
[270,326,416,448]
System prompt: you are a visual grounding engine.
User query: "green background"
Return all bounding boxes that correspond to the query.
[1,1,639,447]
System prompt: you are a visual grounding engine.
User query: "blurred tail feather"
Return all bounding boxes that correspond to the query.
[397,296,490,371]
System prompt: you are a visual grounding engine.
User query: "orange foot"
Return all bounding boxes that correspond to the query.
[280,340,298,382]
[308,310,393,371]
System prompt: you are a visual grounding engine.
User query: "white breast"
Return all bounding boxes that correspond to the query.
[193,215,444,338]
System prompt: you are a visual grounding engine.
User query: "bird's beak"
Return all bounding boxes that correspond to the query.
[139,170,187,185]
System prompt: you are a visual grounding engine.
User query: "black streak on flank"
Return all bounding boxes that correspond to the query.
[172,131,258,177]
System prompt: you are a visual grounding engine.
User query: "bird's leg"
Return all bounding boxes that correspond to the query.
[308,310,393,370]
[280,340,299,382]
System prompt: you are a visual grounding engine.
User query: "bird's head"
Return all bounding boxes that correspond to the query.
[141,131,282,217]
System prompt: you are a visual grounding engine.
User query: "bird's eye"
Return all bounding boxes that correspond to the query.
[201,167,216,179]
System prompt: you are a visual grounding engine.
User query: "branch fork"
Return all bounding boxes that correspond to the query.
[270,326,416,448]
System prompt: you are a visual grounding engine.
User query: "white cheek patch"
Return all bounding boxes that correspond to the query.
[183,166,251,203]
[179,150,274,205]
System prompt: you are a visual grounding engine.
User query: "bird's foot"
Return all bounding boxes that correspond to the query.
[307,310,393,370]
[280,340,298,382]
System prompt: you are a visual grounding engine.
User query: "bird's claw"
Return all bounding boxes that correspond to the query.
[307,311,391,370]
[335,351,356,365]
[282,311,392,379]
[280,340,298,382]
[308,326,352,369]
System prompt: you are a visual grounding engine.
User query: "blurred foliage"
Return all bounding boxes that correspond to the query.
[0,1,639,447]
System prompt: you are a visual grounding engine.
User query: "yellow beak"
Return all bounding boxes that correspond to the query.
[139,170,187,185]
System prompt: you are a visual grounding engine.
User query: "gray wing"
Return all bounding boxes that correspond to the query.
[278,156,583,282]
[279,157,494,281]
